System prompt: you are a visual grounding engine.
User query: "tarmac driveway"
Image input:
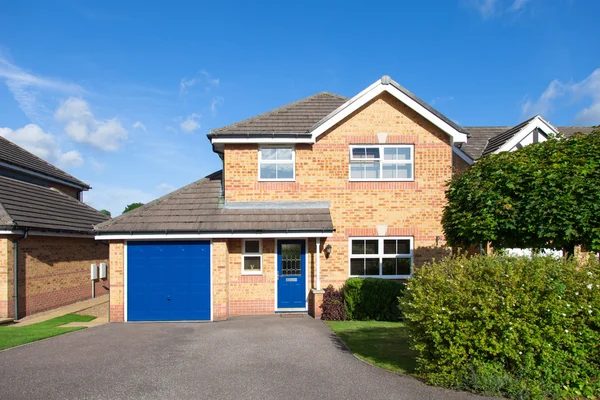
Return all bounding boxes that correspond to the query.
[0,316,489,400]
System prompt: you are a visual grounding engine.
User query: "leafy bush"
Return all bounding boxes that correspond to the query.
[400,254,600,399]
[320,285,346,321]
[344,278,405,321]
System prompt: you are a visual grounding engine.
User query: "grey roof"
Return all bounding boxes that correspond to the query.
[481,116,536,157]
[209,76,468,139]
[95,170,334,234]
[558,126,596,137]
[0,175,109,233]
[0,136,90,189]
[209,92,348,137]
[460,127,509,160]
[459,125,596,160]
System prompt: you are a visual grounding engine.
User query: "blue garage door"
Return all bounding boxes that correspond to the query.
[127,241,211,321]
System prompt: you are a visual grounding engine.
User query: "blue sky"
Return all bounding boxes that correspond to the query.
[0,0,598,216]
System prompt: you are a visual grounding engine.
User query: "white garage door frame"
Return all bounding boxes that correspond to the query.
[123,239,213,322]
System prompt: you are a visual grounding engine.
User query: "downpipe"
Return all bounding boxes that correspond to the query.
[13,230,28,320]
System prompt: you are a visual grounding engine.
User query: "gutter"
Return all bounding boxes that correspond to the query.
[207,132,312,139]
[13,229,28,320]
[95,228,336,236]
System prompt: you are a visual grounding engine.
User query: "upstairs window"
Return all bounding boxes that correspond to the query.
[349,145,414,181]
[259,146,295,181]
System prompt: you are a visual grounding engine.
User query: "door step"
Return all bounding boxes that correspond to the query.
[279,313,305,318]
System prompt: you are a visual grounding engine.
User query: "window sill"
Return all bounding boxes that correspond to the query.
[349,275,412,279]
[242,271,263,276]
[349,179,415,182]
[258,179,296,182]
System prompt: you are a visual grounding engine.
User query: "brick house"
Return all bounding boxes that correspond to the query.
[0,136,110,319]
[95,76,593,322]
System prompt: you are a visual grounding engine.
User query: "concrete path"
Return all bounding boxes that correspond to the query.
[0,315,491,400]
[7,295,108,327]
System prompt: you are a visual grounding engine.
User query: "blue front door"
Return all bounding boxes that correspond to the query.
[127,241,211,321]
[277,240,306,309]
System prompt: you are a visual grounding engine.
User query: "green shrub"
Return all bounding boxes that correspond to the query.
[343,277,405,321]
[400,254,600,399]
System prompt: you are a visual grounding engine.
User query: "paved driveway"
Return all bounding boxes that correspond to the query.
[0,316,488,400]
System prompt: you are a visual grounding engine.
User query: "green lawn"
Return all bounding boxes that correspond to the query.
[0,314,95,350]
[326,321,418,375]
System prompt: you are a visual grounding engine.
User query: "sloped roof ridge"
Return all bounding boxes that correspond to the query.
[210,92,348,135]
[0,136,90,188]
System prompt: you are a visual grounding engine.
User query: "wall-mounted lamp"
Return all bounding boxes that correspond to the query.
[324,244,332,259]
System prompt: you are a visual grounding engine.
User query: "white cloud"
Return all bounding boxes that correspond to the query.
[0,55,84,122]
[509,0,529,12]
[522,68,600,124]
[200,70,220,87]
[210,96,224,116]
[179,77,200,95]
[55,97,128,151]
[465,0,530,18]
[467,0,497,18]
[0,124,83,169]
[180,113,201,133]
[156,183,175,193]
[179,70,220,95]
[132,121,146,131]
[57,151,84,169]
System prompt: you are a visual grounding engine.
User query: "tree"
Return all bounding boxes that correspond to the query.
[99,209,111,217]
[443,127,600,255]
[122,202,144,214]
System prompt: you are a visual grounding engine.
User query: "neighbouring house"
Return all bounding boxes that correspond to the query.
[95,75,594,322]
[0,136,110,320]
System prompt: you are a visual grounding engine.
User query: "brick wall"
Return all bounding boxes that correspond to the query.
[227,239,275,315]
[0,237,14,318]
[224,92,453,288]
[212,239,229,321]
[108,241,124,322]
[452,151,471,173]
[0,235,109,318]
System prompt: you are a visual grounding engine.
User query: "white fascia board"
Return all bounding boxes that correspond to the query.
[496,115,559,155]
[452,146,474,165]
[210,137,313,144]
[95,232,334,241]
[0,230,92,238]
[310,83,468,144]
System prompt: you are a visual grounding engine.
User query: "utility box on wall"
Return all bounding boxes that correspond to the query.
[99,263,107,279]
[90,264,98,280]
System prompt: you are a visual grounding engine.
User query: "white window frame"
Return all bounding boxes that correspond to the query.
[348,144,414,182]
[242,239,263,275]
[258,145,296,182]
[348,236,413,279]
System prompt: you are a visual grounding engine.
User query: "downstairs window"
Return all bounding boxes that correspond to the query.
[349,237,413,278]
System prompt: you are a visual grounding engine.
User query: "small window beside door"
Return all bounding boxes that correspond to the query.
[242,239,262,275]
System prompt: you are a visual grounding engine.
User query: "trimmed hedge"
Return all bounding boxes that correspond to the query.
[344,277,405,321]
[400,255,600,399]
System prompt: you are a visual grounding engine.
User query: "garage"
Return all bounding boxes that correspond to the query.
[127,241,211,321]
